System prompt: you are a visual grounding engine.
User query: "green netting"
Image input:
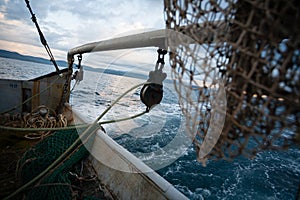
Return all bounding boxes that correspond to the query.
[17,128,95,200]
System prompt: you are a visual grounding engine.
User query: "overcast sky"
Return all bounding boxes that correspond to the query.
[0,0,165,63]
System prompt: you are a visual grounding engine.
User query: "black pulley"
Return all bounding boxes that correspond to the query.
[140,83,163,112]
[141,48,167,112]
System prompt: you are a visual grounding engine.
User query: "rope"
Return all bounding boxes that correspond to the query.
[165,0,300,162]
[1,105,68,140]
[4,82,150,200]
[0,110,148,133]
[24,0,60,74]
[0,124,86,132]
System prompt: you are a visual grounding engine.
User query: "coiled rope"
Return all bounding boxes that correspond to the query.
[0,106,148,137]
[4,82,150,200]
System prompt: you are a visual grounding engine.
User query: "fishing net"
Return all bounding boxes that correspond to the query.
[164,0,300,162]
[17,128,99,200]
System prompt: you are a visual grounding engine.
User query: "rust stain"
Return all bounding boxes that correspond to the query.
[32,81,40,109]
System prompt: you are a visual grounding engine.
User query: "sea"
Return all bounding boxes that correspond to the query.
[1,57,299,200]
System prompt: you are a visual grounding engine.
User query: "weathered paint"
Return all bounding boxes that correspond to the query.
[32,80,40,108]
[69,107,188,200]
[0,79,22,113]
[0,69,68,114]
[90,133,188,200]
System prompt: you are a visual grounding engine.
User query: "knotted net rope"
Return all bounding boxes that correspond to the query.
[164,0,300,162]
[1,105,68,139]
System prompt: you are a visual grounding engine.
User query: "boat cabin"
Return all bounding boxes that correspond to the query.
[0,68,69,114]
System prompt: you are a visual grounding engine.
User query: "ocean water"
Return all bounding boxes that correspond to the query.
[1,57,299,199]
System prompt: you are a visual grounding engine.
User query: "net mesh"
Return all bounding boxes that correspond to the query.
[164,0,300,162]
[17,128,93,200]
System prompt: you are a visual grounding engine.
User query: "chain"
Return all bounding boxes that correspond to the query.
[77,54,82,69]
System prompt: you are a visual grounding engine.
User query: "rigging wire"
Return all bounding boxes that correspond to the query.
[24,0,60,74]
[3,81,150,200]
[24,0,73,114]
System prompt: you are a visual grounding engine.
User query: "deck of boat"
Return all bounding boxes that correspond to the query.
[0,129,112,200]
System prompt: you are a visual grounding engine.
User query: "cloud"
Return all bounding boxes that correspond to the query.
[1,0,50,22]
[0,0,165,62]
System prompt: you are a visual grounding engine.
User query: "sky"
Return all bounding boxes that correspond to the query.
[0,0,165,65]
